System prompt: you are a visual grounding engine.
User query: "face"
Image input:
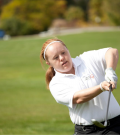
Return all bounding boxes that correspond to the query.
[46,42,74,74]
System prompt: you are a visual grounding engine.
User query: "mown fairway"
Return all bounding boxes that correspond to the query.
[0,31,120,135]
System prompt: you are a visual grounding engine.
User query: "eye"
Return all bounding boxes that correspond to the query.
[55,56,58,59]
[62,52,65,55]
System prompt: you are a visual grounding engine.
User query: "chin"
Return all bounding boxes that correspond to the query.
[62,67,73,74]
[57,69,69,74]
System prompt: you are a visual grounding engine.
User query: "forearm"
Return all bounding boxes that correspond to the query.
[105,48,119,70]
[73,85,102,104]
[73,81,114,104]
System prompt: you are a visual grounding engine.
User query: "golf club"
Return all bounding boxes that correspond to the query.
[91,84,112,128]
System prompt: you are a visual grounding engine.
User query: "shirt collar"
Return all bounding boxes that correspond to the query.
[72,56,82,68]
[54,56,82,77]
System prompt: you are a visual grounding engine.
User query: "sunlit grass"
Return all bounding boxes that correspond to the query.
[0,31,120,134]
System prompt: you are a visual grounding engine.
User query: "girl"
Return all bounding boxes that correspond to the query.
[40,38,120,134]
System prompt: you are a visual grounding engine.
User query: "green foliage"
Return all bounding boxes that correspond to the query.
[1,17,33,36]
[65,6,84,22]
[0,0,120,36]
[0,0,11,14]
[89,0,120,26]
[89,0,104,24]
[103,0,120,26]
[66,0,89,21]
[1,0,66,35]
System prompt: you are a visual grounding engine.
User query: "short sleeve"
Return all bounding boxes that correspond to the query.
[80,48,111,76]
[49,82,75,108]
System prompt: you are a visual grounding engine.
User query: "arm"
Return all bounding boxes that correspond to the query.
[73,85,102,104]
[73,81,111,104]
[73,48,118,104]
[105,48,118,87]
[105,48,119,70]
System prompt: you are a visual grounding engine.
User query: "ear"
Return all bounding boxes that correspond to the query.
[46,61,50,66]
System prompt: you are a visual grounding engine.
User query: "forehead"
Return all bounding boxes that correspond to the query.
[46,42,66,53]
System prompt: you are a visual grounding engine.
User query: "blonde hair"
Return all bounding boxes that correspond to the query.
[40,38,67,89]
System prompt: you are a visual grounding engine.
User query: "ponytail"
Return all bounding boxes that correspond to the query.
[46,67,55,89]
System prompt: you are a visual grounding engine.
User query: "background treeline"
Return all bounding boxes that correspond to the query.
[0,0,120,36]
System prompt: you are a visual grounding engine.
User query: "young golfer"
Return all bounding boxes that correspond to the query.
[40,38,120,134]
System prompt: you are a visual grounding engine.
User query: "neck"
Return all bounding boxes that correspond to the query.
[63,66,75,75]
[55,66,75,75]
[68,66,75,75]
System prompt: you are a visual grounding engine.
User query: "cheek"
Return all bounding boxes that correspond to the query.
[69,58,73,68]
[68,55,72,63]
[50,61,58,68]
[67,52,71,59]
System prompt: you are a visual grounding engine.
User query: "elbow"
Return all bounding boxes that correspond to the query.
[73,92,91,104]
[112,48,119,55]
[73,94,84,104]
[109,48,119,60]
[113,48,119,60]
[74,98,87,104]
[76,99,82,104]
[115,48,119,57]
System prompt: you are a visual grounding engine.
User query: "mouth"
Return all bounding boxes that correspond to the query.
[62,61,67,66]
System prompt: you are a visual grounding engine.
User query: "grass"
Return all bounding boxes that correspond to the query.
[0,31,120,135]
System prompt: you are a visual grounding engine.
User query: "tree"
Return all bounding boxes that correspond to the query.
[1,17,33,36]
[89,0,120,26]
[89,0,104,25]
[103,0,120,26]
[66,0,89,21]
[0,0,11,24]
[0,0,11,14]
[65,6,84,22]
[1,0,66,35]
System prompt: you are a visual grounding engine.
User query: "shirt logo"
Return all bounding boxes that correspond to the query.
[82,74,94,81]
[90,74,94,78]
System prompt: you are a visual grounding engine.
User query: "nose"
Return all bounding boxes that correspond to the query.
[59,55,64,61]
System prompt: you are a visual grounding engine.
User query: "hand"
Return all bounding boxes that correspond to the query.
[105,67,118,88]
[101,81,116,91]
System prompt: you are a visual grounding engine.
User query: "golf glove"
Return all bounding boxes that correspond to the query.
[105,67,118,88]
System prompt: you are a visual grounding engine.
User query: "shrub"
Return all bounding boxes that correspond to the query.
[65,6,84,22]
[1,17,33,36]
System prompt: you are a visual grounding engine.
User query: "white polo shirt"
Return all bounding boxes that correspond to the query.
[49,48,120,125]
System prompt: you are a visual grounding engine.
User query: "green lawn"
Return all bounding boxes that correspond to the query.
[0,31,120,135]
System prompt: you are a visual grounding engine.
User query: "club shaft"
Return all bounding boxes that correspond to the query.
[104,84,112,125]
